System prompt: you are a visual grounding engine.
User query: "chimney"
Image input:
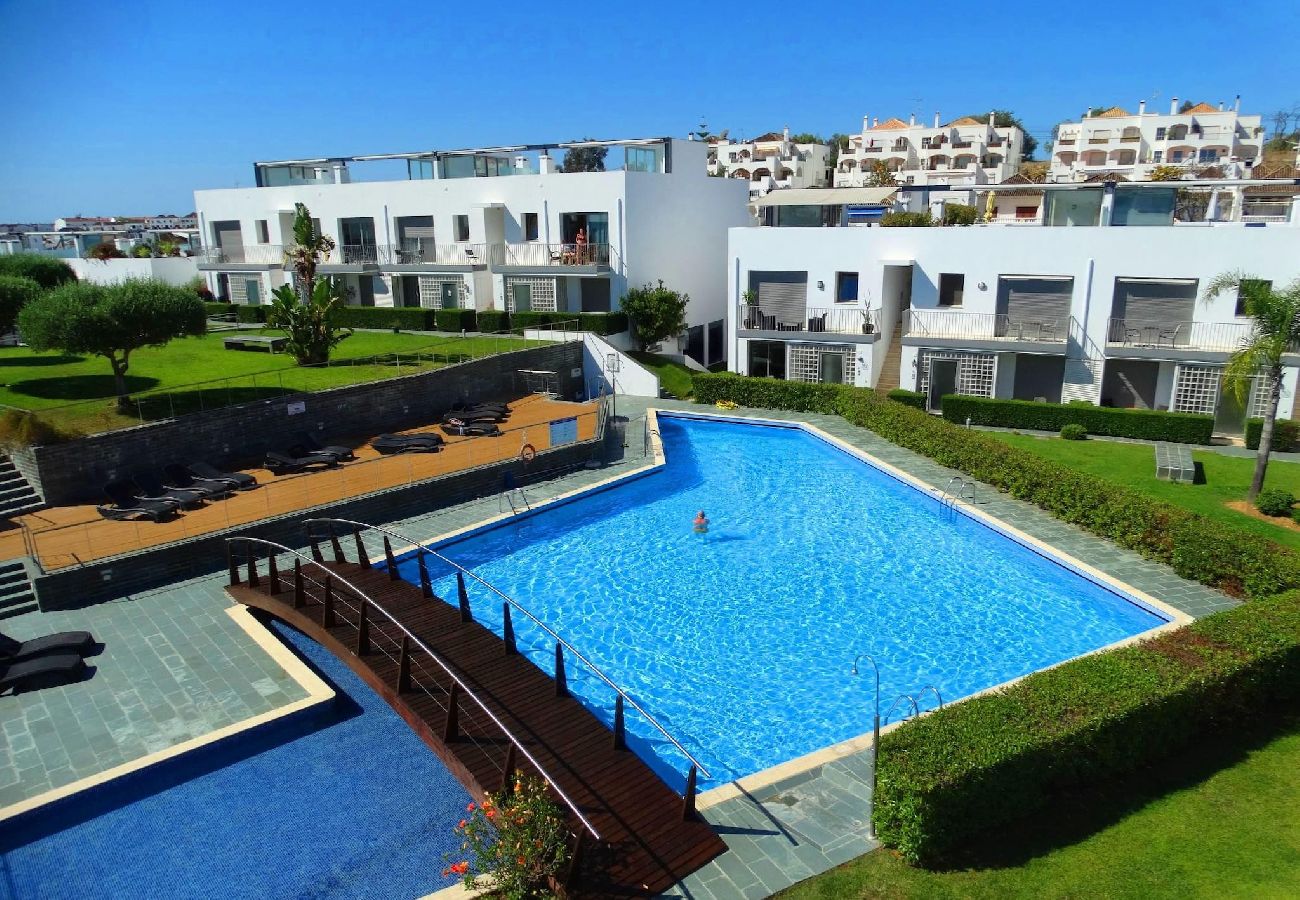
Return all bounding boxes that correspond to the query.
[1170,97,1179,115]
[1218,100,1224,111]
[863,115,871,133]
[1138,100,1146,116]
[1085,107,1093,119]
[933,111,940,128]
[1234,94,1241,112]
[538,151,556,175]
[988,110,996,128]
[783,125,790,141]
[909,112,916,126]
[872,117,879,128]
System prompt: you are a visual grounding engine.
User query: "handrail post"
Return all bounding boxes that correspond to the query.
[502,603,517,655]
[328,524,344,563]
[383,536,398,580]
[456,571,472,623]
[323,576,337,628]
[308,530,324,564]
[554,643,568,698]
[293,560,305,609]
[354,529,371,569]
[682,765,698,821]
[417,551,432,598]
[565,830,587,889]
[444,683,461,742]
[246,545,259,587]
[268,554,281,595]
[227,543,241,585]
[398,635,411,692]
[500,744,517,796]
[613,695,626,751]
[357,601,370,655]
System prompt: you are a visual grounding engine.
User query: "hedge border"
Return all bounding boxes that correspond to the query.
[886,388,926,410]
[198,304,628,336]
[941,395,1214,445]
[1246,417,1300,452]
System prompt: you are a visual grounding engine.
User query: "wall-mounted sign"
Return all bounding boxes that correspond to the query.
[287,401,306,416]
[549,417,578,446]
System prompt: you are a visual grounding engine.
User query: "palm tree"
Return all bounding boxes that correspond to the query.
[282,202,334,298]
[1204,272,1300,500]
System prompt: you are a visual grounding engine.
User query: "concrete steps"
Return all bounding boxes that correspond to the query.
[0,560,37,620]
[0,455,44,519]
[875,323,905,392]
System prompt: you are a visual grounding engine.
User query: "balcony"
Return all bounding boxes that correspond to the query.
[194,245,284,269]
[738,304,881,338]
[1056,138,1077,146]
[496,242,615,273]
[378,242,490,269]
[863,146,884,153]
[1105,318,1262,355]
[903,310,1071,351]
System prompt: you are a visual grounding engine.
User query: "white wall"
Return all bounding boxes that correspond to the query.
[582,333,659,398]
[67,256,199,285]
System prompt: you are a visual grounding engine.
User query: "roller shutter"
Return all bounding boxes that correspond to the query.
[1112,278,1197,325]
[749,271,808,329]
[998,276,1073,325]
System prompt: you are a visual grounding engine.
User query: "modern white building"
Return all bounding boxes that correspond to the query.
[835,113,1023,210]
[727,180,1300,435]
[1049,97,1266,183]
[707,129,831,198]
[192,137,751,367]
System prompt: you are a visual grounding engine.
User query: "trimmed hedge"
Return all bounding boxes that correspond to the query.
[941,395,1214,445]
[1246,417,1300,452]
[692,373,1300,599]
[194,303,628,336]
[873,589,1300,864]
[886,388,926,410]
[511,310,629,335]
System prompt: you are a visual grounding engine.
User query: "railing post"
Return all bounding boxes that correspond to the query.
[293,560,305,609]
[398,635,411,693]
[383,536,398,580]
[502,603,517,655]
[444,682,461,742]
[328,525,344,564]
[554,642,568,698]
[500,744,517,796]
[354,529,371,569]
[268,554,281,595]
[456,571,472,623]
[246,545,260,587]
[228,543,241,586]
[308,530,324,564]
[613,694,626,751]
[682,765,698,821]
[564,830,587,889]
[323,576,337,628]
[417,551,432,599]
[357,601,370,655]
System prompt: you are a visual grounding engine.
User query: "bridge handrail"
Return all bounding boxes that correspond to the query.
[304,517,712,780]
[225,535,602,839]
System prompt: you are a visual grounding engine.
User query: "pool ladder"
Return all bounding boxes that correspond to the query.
[500,486,532,515]
[938,476,975,509]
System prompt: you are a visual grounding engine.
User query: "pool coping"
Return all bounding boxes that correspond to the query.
[0,606,336,827]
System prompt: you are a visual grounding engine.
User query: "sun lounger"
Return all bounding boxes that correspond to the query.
[371,433,444,454]
[264,450,340,475]
[132,471,210,508]
[0,652,86,695]
[0,630,96,664]
[441,419,502,437]
[293,431,355,461]
[440,407,507,424]
[187,461,258,491]
[100,482,181,522]
[161,465,233,499]
[451,399,509,414]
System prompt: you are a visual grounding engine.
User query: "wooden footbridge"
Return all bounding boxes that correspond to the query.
[224,519,725,897]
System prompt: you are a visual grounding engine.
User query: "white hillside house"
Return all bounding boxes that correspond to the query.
[708,128,831,198]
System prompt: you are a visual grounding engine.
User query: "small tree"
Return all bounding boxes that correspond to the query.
[560,140,608,173]
[1149,165,1184,181]
[87,242,126,260]
[1204,273,1300,500]
[18,278,206,408]
[942,203,978,226]
[864,159,898,187]
[267,203,351,365]
[620,280,688,350]
[0,253,76,288]
[0,275,42,334]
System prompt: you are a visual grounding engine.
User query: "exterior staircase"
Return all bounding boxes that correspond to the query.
[875,319,906,392]
[0,561,37,620]
[0,454,43,519]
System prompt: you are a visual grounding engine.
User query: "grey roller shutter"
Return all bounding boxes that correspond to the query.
[1113,278,1197,324]
[750,271,808,328]
[999,277,1073,324]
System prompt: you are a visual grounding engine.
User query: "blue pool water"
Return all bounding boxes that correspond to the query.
[397,415,1166,789]
[0,621,471,900]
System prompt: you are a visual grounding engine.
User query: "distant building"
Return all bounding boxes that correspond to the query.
[707,128,831,198]
[144,213,198,230]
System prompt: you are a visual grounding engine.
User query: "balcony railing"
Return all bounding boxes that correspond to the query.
[500,242,613,268]
[1056,138,1077,146]
[333,243,379,265]
[904,310,1070,344]
[863,146,884,153]
[194,245,284,265]
[1105,318,1259,353]
[378,242,491,266]
[738,304,881,335]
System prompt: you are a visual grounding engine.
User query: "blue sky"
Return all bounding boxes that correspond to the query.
[1,0,1296,221]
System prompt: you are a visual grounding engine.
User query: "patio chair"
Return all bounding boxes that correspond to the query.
[0,629,97,664]
[450,399,509,414]
[264,451,340,475]
[1157,324,1183,348]
[441,419,502,437]
[99,482,181,522]
[187,461,258,491]
[163,464,238,497]
[132,471,210,508]
[0,652,86,695]
[292,431,355,461]
[372,433,445,454]
[441,407,507,424]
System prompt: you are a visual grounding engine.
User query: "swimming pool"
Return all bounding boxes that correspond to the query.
[396,414,1167,789]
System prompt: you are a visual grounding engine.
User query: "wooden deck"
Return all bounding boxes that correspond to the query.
[0,396,597,570]
[226,553,727,897]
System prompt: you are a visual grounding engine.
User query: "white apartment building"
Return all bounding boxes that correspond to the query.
[1049,97,1265,183]
[835,112,1023,209]
[145,213,198,230]
[192,138,751,367]
[707,128,831,198]
[727,181,1300,436]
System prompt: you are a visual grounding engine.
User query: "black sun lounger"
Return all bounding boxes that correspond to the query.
[187,461,258,491]
[293,431,355,461]
[99,482,181,522]
[440,407,507,424]
[451,399,509,414]
[371,433,444,454]
[0,652,86,695]
[441,419,502,437]
[265,450,340,475]
[160,465,233,499]
[0,630,96,664]
[132,471,210,508]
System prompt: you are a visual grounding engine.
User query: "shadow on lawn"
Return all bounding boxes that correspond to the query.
[929,712,1299,872]
[8,374,159,401]
[129,385,300,420]
[0,353,85,367]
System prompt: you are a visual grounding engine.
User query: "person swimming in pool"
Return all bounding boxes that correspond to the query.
[693,510,709,534]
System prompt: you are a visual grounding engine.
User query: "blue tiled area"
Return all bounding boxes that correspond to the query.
[0,621,472,900]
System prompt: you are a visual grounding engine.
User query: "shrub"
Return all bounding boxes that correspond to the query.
[942,203,978,226]
[329,306,432,331]
[0,253,76,288]
[0,408,79,448]
[1256,488,1295,517]
[941,395,1214,444]
[880,210,933,227]
[511,311,628,335]
[475,310,509,333]
[234,303,267,324]
[873,589,1300,865]
[87,242,126,260]
[446,773,569,897]
[0,274,43,333]
[887,388,927,410]
[692,373,1300,599]
[1060,423,1087,440]
[434,308,476,333]
[620,280,688,348]
[1245,417,1300,452]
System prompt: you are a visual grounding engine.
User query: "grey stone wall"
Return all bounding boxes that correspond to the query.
[12,342,583,506]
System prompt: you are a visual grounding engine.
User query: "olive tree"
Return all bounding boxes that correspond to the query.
[0,253,76,289]
[0,275,42,334]
[18,279,206,408]
[620,281,689,350]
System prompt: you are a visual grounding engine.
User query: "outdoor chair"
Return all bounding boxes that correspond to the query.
[1,653,86,695]
[451,399,509,414]
[264,451,340,475]
[292,431,354,461]
[163,464,237,497]
[0,629,97,664]
[132,471,210,508]
[441,419,502,437]
[441,407,506,424]
[99,482,181,522]
[187,462,258,491]
[372,433,445,455]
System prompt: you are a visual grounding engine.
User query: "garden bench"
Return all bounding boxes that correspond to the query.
[223,335,287,353]
[1154,441,1195,484]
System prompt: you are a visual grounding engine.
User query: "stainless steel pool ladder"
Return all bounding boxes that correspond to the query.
[500,486,531,515]
[938,477,976,509]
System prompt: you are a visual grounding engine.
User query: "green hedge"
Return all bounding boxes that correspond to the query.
[475,310,509,333]
[692,373,1300,599]
[510,311,629,335]
[873,589,1300,864]
[196,304,627,336]
[941,395,1214,445]
[886,389,926,410]
[1246,417,1300,452]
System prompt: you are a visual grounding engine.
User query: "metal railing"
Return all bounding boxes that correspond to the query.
[738,304,882,336]
[331,243,380,265]
[194,245,285,265]
[1104,318,1261,353]
[500,242,614,268]
[378,241,491,266]
[904,310,1071,344]
[302,517,711,785]
[226,536,601,839]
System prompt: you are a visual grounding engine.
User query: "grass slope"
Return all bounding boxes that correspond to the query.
[628,352,694,399]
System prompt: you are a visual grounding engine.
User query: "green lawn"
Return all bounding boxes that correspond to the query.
[628,351,694,399]
[782,722,1300,899]
[0,329,547,434]
[985,432,1300,551]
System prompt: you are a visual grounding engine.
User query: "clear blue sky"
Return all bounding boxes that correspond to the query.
[1,0,1296,222]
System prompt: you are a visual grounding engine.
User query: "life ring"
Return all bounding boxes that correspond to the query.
[519,443,537,463]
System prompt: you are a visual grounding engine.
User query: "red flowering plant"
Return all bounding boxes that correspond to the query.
[443,772,570,898]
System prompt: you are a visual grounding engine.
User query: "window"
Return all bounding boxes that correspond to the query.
[522,212,539,242]
[939,273,965,307]
[835,272,858,303]
[1236,279,1272,317]
[1198,148,1219,163]
[1015,205,1037,220]
[255,220,269,244]
[1153,150,1163,163]
[747,340,787,379]
[453,215,470,242]
[1155,127,1166,141]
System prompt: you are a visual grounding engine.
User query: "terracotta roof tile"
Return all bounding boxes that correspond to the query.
[1183,102,1218,114]
[945,116,984,127]
[870,118,909,130]
[1094,107,1131,118]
